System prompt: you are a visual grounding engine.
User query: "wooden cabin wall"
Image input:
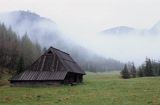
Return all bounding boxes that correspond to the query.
[64,73,83,84]
[10,80,63,86]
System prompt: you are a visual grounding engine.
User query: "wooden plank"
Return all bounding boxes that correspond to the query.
[56,60,59,71]
[37,56,43,71]
[51,54,55,71]
[40,55,46,71]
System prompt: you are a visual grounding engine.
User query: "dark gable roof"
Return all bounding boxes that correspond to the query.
[10,46,85,81]
[49,47,85,74]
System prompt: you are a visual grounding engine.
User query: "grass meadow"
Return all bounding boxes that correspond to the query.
[0,72,160,105]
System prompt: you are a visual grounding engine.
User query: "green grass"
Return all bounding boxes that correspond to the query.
[0,73,160,105]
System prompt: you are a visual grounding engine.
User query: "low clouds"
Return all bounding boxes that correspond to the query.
[63,30,160,65]
[0,0,160,65]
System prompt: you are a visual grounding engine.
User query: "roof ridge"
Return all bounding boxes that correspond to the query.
[63,58,75,63]
[50,47,69,55]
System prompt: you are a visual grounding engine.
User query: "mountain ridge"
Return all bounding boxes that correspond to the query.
[101,22,160,35]
[102,26,136,35]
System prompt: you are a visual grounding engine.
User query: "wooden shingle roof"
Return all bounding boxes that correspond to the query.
[51,47,85,74]
[11,71,67,81]
[10,46,85,81]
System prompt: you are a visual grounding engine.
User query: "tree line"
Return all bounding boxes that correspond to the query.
[121,58,160,79]
[0,23,42,79]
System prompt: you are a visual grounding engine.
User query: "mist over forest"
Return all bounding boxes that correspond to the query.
[0,11,124,72]
[1,10,160,73]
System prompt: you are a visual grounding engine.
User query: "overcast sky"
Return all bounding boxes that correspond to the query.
[1,0,160,33]
[0,0,160,64]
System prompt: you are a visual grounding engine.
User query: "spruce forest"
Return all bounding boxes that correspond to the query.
[0,23,42,78]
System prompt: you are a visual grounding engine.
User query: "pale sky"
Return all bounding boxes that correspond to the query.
[0,0,160,33]
[1,0,160,64]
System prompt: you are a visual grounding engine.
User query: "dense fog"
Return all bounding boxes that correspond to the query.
[1,11,160,67]
[0,11,124,71]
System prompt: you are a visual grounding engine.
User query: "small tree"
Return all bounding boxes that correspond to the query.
[130,63,136,78]
[144,58,153,76]
[43,47,47,53]
[137,66,144,77]
[158,63,160,76]
[121,64,130,79]
[0,68,3,79]
[16,56,25,74]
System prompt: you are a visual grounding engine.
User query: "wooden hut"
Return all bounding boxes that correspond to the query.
[9,47,85,86]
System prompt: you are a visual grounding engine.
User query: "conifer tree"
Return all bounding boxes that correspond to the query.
[158,63,160,76]
[0,68,3,79]
[137,66,144,77]
[130,63,136,78]
[121,64,130,79]
[144,58,153,76]
[43,47,47,53]
[17,56,25,74]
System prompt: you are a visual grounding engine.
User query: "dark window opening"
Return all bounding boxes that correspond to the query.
[47,50,52,54]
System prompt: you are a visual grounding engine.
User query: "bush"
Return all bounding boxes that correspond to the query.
[0,80,10,86]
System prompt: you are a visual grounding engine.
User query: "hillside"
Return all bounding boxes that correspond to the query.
[0,11,58,46]
[0,11,124,71]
